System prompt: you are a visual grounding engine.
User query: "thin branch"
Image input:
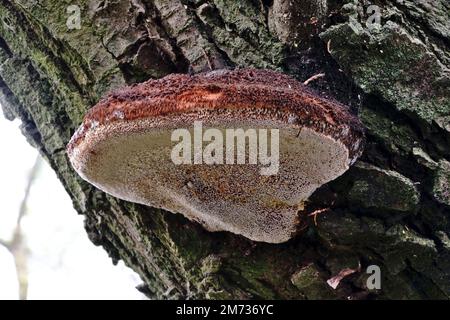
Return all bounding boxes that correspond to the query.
[0,238,11,250]
[9,155,42,300]
[16,155,42,225]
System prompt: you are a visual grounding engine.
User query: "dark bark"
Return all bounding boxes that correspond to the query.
[0,0,449,299]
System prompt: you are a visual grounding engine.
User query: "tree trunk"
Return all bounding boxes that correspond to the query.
[0,0,449,299]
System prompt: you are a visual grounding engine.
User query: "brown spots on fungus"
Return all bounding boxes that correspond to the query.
[67,68,365,243]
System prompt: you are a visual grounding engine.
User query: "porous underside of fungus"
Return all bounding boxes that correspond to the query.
[67,68,364,243]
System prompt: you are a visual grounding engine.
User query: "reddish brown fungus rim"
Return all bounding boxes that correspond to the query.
[67,68,365,160]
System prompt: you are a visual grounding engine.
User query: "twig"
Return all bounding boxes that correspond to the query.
[308,208,329,226]
[16,156,42,225]
[202,48,213,71]
[0,238,11,250]
[8,155,42,300]
[303,73,325,85]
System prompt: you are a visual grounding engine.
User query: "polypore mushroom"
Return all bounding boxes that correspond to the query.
[67,68,364,243]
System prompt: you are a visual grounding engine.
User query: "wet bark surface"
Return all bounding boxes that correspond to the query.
[0,0,449,299]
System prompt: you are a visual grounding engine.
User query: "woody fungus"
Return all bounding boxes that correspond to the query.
[67,68,364,243]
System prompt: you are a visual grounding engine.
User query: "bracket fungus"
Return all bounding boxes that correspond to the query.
[67,68,364,243]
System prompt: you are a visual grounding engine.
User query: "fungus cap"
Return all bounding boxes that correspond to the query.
[67,68,364,243]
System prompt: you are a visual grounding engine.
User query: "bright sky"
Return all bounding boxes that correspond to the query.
[0,114,145,300]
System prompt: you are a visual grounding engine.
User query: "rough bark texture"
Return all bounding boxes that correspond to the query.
[0,0,449,299]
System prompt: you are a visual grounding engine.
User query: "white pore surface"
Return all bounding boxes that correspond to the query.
[71,118,350,243]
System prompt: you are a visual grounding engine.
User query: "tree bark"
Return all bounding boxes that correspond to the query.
[0,0,449,299]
